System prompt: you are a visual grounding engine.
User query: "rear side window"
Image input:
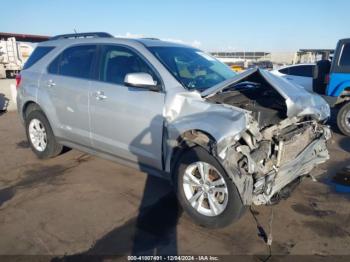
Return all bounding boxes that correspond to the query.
[339,43,350,66]
[283,65,313,77]
[23,46,54,70]
[48,45,96,79]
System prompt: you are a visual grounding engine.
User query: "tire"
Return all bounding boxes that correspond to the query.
[25,109,63,159]
[337,102,350,136]
[173,146,245,228]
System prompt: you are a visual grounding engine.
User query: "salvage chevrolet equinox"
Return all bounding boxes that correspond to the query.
[17,32,331,228]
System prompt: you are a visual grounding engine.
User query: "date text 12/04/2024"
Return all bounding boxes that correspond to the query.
[127,255,219,261]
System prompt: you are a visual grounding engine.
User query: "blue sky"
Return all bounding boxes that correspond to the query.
[2,0,349,51]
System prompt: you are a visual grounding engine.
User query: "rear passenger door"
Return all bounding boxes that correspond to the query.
[40,44,97,146]
[89,44,165,170]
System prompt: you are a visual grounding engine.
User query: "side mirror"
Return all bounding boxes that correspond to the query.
[124,73,160,91]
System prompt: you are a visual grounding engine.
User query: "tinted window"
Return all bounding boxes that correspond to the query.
[284,65,314,77]
[48,45,96,79]
[150,46,236,91]
[48,54,59,74]
[99,45,157,85]
[339,43,350,66]
[279,68,289,74]
[23,46,54,70]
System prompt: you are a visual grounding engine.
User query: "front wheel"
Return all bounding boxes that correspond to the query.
[337,102,350,136]
[174,146,245,228]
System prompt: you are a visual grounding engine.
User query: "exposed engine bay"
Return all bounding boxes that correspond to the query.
[204,71,331,205]
[207,81,287,128]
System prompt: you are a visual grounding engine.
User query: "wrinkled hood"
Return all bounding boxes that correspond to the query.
[201,68,330,120]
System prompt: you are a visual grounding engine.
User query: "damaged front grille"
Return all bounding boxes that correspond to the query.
[234,117,329,205]
[276,125,315,167]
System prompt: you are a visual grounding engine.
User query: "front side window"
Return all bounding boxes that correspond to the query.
[99,45,158,85]
[149,46,236,91]
[48,45,96,79]
[339,43,350,66]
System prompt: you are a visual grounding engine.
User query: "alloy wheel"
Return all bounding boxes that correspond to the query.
[28,119,47,152]
[182,161,229,217]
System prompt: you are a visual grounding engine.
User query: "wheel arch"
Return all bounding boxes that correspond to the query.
[168,129,218,181]
[331,80,350,97]
[22,101,42,119]
[21,101,58,138]
[170,130,248,226]
[166,127,253,206]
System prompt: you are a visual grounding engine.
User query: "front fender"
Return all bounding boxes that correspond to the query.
[163,90,260,204]
[163,91,249,188]
[164,91,248,144]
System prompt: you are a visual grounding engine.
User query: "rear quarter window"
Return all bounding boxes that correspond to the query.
[23,46,55,70]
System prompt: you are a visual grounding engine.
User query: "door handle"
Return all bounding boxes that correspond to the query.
[94,90,107,100]
[286,77,293,81]
[47,79,56,87]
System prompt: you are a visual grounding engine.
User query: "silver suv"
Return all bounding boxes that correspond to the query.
[17,32,331,228]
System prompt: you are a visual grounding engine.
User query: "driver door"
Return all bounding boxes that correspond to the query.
[89,45,165,170]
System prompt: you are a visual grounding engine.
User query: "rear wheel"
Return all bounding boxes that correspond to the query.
[174,146,245,228]
[337,102,350,136]
[25,110,63,159]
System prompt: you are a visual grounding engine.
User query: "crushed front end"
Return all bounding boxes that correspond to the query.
[204,69,331,206]
[232,116,330,205]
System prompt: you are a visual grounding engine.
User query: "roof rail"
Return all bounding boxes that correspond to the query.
[141,37,160,40]
[50,32,113,40]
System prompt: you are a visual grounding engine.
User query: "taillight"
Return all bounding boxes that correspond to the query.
[15,74,21,89]
[325,74,330,85]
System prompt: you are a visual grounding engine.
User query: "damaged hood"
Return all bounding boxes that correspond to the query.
[201,68,330,120]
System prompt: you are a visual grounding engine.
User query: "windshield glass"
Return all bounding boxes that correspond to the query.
[149,46,237,91]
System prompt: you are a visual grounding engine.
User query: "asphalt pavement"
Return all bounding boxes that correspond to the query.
[0,80,349,260]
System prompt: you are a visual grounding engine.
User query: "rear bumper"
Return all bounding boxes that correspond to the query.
[16,92,25,124]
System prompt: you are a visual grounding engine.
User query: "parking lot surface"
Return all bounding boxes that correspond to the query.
[0,109,350,259]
